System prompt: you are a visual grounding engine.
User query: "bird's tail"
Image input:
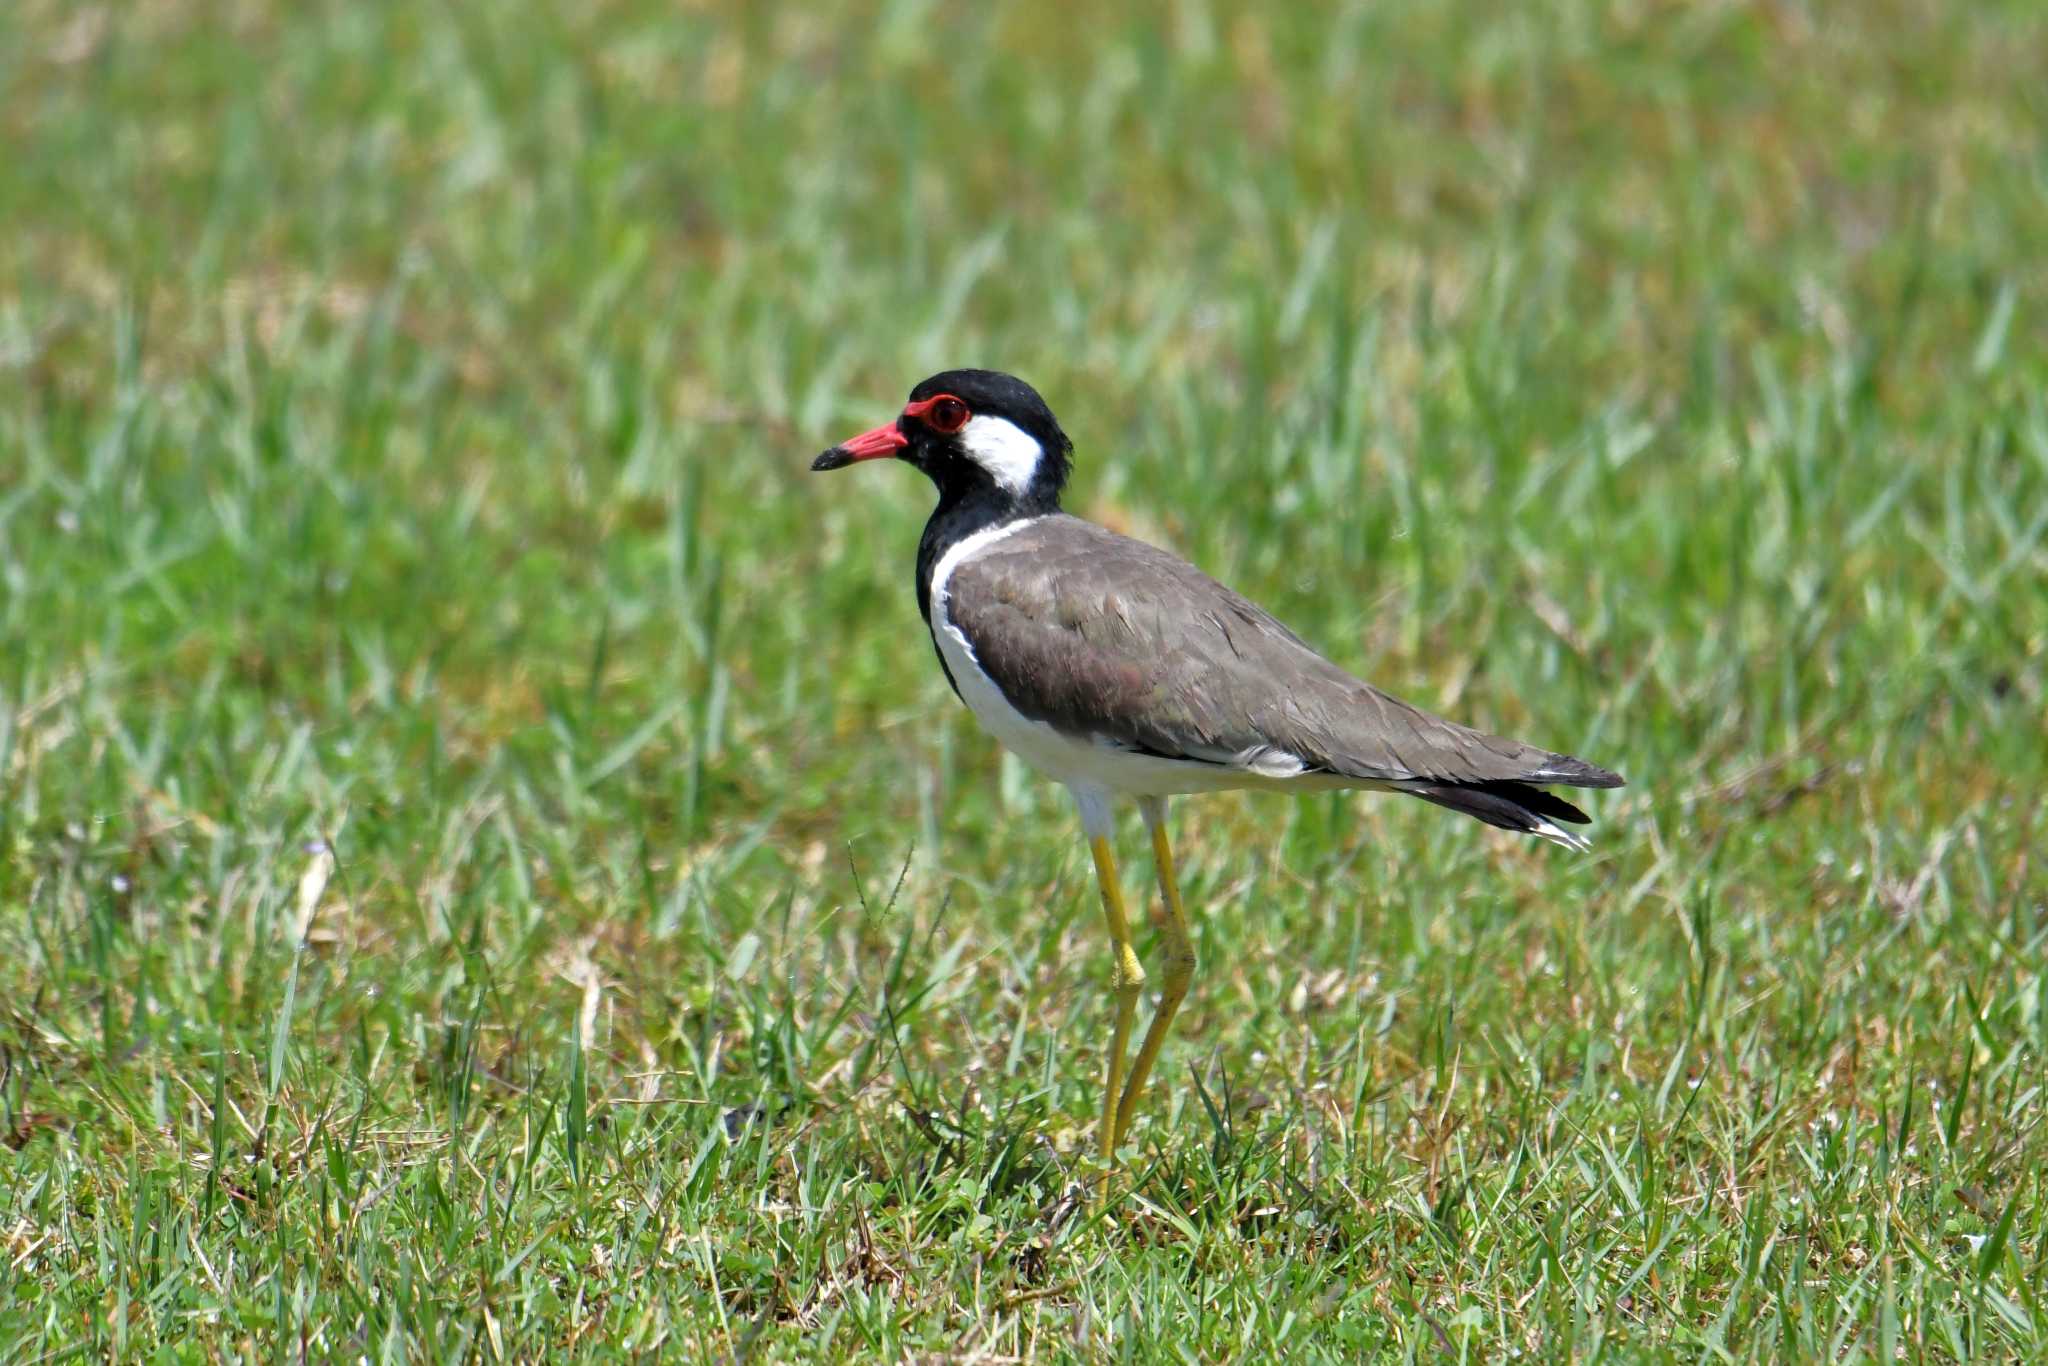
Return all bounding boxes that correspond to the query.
[1396,779,1598,851]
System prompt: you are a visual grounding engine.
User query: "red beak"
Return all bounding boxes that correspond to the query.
[811,419,908,471]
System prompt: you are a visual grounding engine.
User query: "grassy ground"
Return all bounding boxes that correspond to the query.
[3,0,2045,1358]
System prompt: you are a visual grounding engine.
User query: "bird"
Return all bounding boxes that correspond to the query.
[811,368,1624,1181]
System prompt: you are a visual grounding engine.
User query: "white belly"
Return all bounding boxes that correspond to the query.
[932,615,1235,797]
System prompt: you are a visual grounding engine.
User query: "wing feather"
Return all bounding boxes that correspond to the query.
[942,516,1623,791]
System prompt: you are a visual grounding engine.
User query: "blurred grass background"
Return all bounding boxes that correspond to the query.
[3,0,2045,1357]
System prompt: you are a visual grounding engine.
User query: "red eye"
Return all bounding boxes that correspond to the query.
[925,395,970,433]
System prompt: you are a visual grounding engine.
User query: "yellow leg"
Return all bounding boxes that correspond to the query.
[1113,813,1196,1145]
[1089,836,1144,1173]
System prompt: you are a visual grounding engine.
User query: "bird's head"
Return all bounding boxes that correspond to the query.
[812,369,1072,510]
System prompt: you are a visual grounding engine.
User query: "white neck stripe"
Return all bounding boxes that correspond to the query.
[928,515,1044,611]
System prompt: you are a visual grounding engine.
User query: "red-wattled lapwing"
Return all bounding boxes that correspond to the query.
[813,369,1623,1176]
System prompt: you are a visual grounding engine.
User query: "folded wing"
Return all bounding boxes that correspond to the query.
[944,516,1622,841]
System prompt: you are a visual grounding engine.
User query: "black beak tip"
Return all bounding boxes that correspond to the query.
[811,447,852,472]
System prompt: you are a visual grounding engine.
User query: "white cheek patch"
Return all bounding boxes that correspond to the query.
[958,414,1044,495]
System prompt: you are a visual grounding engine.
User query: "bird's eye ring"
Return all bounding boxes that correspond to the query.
[923,395,970,433]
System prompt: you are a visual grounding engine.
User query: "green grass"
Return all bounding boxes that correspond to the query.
[3,0,2046,1358]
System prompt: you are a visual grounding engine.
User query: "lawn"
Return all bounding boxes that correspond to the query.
[3,0,2045,1358]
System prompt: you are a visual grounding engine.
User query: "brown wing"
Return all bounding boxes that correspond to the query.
[943,515,1622,792]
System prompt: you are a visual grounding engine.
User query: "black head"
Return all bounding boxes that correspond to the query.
[811,369,1073,511]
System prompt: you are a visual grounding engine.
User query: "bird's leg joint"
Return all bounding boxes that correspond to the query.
[1111,944,1147,994]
